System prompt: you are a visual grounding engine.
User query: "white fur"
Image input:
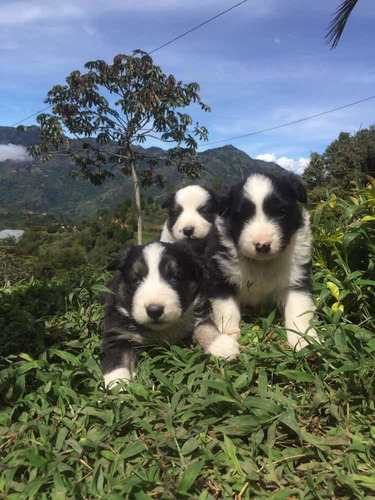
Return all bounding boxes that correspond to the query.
[239,210,312,307]
[211,296,241,339]
[117,306,129,317]
[237,187,319,350]
[170,185,212,240]
[205,334,240,359]
[132,243,182,327]
[104,367,133,388]
[160,222,174,243]
[239,175,282,260]
[280,289,319,351]
[193,322,240,360]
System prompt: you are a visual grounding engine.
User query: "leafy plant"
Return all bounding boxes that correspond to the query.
[1,181,375,498]
[24,50,210,243]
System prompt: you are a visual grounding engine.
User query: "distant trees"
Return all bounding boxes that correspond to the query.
[26,50,210,244]
[302,126,375,203]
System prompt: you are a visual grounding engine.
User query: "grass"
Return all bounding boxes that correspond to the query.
[1,183,375,499]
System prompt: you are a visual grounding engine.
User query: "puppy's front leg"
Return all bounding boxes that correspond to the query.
[193,321,240,360]
[102,337,140,388]
[280,289,319,351]
[211,296,241,340]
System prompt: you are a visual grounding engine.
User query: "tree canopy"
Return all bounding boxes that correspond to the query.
[24,50,210,243]
[302,125,375,204]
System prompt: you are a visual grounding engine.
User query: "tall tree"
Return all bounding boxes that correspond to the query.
[326,0,359,49]
[25,50,210,244]
[302,126,375,204]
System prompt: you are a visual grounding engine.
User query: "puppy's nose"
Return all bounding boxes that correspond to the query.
[255,242,271,253]
[146,305,164,320]
[183,226,195,237]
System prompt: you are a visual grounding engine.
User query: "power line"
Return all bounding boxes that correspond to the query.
[10,0,249,128]
[149,0,248,54]
[11,105,53,128]
[198,95,375,148]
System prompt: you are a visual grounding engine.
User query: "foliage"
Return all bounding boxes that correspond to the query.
[1,183,375,498]
[0,124,286,224]
[24,50,210,243]
[326,0,359,49]
[311,178,375,327]
[302,126,375,205]
[0,197,167,284]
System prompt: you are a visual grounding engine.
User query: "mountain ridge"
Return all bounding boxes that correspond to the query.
[0,126,286,222]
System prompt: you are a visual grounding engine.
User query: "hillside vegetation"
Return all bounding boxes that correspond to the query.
[0,126,283,223]
[1,178,375,498]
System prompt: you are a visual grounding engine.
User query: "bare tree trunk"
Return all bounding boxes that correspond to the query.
[130,159,142,245]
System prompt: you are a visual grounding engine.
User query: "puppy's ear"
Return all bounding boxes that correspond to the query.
[204,187,221,209]
[107,245,133,271]
[161,193,175,209]
[287,173,307,204]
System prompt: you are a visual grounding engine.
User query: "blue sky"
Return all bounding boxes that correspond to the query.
[1,0,375,173]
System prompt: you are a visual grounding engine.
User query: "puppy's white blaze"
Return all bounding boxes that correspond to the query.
[281,289,319,351]
[211,296,241,339]
[104,367,133,388]
[243,174,273,208]
[240,175,282,258]
[132,243,182,325]
[205,334,240,359]
[172,186,212,240]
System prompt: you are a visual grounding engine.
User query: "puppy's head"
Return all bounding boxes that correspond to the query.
[226,172,307,260]
[108,242,203,329]
[162,185,220,241]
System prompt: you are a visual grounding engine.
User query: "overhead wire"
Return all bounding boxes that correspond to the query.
[198,95,375,148]
[10,0,249,127]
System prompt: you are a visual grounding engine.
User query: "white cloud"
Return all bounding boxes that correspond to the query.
[256,153,309,174]
[0,3,83,25]
[0,0,276,25]
[0,144,31,162]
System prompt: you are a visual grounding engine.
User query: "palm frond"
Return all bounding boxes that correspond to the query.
[325,0,359,49]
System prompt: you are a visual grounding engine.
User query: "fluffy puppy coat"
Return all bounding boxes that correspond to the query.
[225,170,319,351]
[160,185,242,339]
[101,241,240,387]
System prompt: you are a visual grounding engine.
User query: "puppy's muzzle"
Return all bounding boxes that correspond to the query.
[183,226,195,238]
[146,305,165,321]
[255,241,271,254]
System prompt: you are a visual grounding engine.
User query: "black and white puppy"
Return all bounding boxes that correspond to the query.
[160,185,242,339]
[225,170,319,351]
[101,241,240,388]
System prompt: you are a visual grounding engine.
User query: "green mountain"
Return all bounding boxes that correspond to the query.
[0,126,285,222]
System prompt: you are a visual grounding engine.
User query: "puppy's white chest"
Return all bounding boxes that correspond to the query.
[239,257,289,306]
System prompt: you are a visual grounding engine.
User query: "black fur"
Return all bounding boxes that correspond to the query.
[101,242,212,384]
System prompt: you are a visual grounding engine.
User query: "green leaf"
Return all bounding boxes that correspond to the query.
[278,370,315,382]
[326,281,340,299]
[119,441,146,459]
[223,435,245,476]
[177,460,204,493]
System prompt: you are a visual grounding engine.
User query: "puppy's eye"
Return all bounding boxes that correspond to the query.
[132,278,142,286]
[168,275,179,283]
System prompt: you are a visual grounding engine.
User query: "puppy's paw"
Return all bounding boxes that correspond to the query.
[205,334,240,360]
[104,368,134,389]
[224,329,241,340]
